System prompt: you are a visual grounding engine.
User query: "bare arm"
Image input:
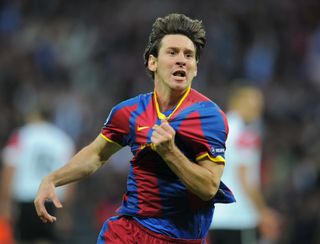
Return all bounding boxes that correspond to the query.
[152,120,224,201]
[0,165,15,221]
[238,165,266,212]
[34,135,121,223]
[238,165,281,239]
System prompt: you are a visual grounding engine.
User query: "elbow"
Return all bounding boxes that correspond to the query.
[83,162,102,177]
[199,184,219,202]
[202,189,218,202]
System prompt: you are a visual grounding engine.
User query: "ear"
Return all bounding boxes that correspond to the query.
[148,55,157,72]
[194,67,197,77]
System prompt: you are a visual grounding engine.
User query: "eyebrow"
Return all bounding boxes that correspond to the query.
[167,47,195,53]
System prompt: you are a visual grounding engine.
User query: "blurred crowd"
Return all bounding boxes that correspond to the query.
[0,0,319,243]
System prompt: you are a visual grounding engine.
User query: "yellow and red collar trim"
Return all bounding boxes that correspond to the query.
[154,86,191,120]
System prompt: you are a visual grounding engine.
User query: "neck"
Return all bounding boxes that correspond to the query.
[154,86,189,113]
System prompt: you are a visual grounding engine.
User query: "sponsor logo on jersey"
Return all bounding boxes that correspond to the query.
[137,126,150,131]
[211,147,225,154]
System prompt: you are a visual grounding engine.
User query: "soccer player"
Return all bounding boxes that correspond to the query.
[34,13,235,243]
[0,103,75,244]
[209,86,281,244]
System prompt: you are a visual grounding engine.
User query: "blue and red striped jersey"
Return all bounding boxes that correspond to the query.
[100,87,235,239]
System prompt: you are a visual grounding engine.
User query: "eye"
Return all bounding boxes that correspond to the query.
[185,52,194,59]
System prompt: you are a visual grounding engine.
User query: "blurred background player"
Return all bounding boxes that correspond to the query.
[209,85,281,244]
[0,101,75,244]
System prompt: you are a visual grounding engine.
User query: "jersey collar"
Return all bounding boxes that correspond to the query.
[153,86,191,120]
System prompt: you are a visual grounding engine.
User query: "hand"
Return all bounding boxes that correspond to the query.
[151,119,176,156]
[34,178,63,223]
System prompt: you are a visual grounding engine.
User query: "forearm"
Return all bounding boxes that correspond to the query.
[46,144,105,187]
[160,146,221,201]
[152,120,223,201]
[0,166,15,218]
[245,185,267,213]
[34,136,120,223]
[238,166,266,213]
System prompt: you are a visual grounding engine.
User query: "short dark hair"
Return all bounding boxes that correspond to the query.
[144,13,206,78]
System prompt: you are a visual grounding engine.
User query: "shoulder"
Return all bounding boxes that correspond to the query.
[186,89,220,110]
[104,92,152,125]
[173,89,228,136]
[112,92,153,112]
[185,89,226,118]
[187,88,212,103]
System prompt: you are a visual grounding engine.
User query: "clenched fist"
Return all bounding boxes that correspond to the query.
[151,119,176,156]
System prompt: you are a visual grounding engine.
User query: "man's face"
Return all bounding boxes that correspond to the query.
[148,34,198,92]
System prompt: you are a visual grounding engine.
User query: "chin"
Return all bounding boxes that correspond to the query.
[171,85,189,94]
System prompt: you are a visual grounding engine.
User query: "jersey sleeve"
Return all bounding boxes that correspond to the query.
[194,106,229,164]
[100,102,135,147]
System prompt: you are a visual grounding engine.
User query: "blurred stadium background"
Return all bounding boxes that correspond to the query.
[0,0,319,243]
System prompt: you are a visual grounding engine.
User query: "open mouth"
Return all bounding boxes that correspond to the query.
[173,70,186,78]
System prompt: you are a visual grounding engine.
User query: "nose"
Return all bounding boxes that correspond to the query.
[175,52,186,67]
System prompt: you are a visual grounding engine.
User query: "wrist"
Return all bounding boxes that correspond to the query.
[158,144,179,160]
[43,175,56,186]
